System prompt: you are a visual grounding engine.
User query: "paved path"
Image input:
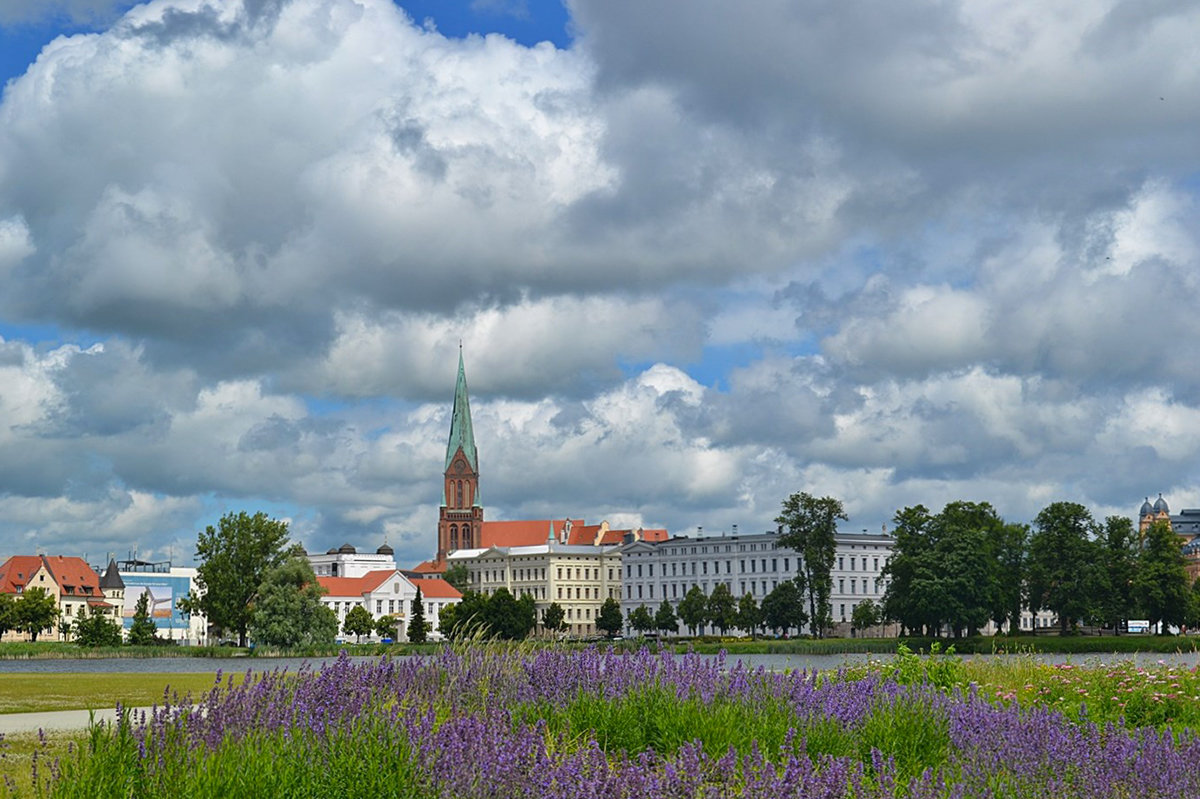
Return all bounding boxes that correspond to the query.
[0,707,148,735]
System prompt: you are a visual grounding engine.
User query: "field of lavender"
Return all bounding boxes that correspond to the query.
[10,646,1200,798]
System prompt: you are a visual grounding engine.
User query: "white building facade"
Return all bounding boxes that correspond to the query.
[619,529,895,637]
[308,543,397,579]
[318,570,460,642]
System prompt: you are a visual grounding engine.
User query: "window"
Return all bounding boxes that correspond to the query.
[838,579,844,593]
[851,579,856,595]
[840,604,846,621]
[771,558,777,571]
[638,564,643,577]
[783,558,789,572]
[850,557,856,571]
[702,562,708,575]
[725,561,731,574]
[750,560,756,573]
[838,557,844,570]
[558,568,563,579]
[873,558,879,571]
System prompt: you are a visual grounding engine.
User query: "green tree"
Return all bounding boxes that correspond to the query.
[990,522,1029,635]
[443,563,471,593]
[935,501,1004,638]
[127,590,159,646]
[1100,516,1138,634]
[1027,501,1104,634]
[542,602,566,636]
[249,556,337,648]
[442,591,487,639]
[851,599,881,635]
[1134,520,1191,634]
[74,605,123,647]
[1187,577,1200,630]
[409,587,428,644]
[654,600,678,636]
[438,603,459,639]
[596,597,623,639]
[478,588,535,640]
[0,593,16,639]
[342,604,374,642]
[762,579,807,636]
[881,505,939,636]
[629,604,655,636]
[375,614,399,640]
[705,583,738,635]
[15,587,58,642]
[180,511,292,647]
[736,593,763,638]
[776,492,845,637]
[678,585,708,636]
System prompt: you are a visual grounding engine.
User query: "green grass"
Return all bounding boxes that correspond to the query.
[0,673,240,715]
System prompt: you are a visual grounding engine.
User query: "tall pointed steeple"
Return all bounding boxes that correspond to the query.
[444,348,478,473]
[436,347,483,563]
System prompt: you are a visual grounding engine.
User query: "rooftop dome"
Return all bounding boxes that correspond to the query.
[338,543,357,554]
[377,543,394,555]
[1154,493,1170,514]
[1140,498,1154,517]
[326,547,338,555]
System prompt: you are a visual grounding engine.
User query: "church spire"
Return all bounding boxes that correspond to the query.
[445,348,478,472]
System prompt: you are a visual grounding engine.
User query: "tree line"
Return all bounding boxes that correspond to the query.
[882,500,1195,636]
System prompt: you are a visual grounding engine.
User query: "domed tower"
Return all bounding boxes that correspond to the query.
[436,348,483,563]
[1140,493,1173,534]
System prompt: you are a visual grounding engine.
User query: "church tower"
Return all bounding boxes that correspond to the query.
[437,349,483,563]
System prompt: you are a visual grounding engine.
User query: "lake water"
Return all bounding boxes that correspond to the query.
[3,649,1200,674]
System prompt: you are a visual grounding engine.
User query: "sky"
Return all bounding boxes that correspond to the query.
[0,0,1198,568]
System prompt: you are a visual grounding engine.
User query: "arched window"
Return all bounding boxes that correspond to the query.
[457,480,464,508]
[463,526,472,548]
[450,524,459,550]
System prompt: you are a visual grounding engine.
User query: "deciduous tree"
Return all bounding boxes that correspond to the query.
[249,556,337,648]
[851,599,881,635]
[542,602,566,636]
[705,583,738,635]
[596,597,623,639]
[15,587,58,642]
[629,604,655,636]
[761,579,807,636]
[180,511,292,647]
[74,604,122,647]
[776,492,845,637]
[1027,501,1104,634]
[1134,520,1191,634]
[1100,516,1138,634]
[736,593,763,638]
[343,604,374,642]
[654,600,678,636]
[678,585,707,636]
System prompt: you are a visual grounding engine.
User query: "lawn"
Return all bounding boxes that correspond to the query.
[6,646,1200,798]
[0,673,240,715]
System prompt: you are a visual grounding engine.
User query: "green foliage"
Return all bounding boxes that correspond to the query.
[776,492,844,637]
[850,599,880,633]
[989,521,1028,633]
[704,583,737,634]
[15,587,59,642]
[127,590,159,646]
[596,597,623,638]
[761,578,806,636]
[443,563,470,593]
[541,602,566,634]
[628,604,654,635]
[408,587,427,644]
[1134,520,1191,631]
[0,592,16,638]
[1027,501,1105,632]
[654,600,678,635]
[183,511,292,647]
[677,585,707,635]
[374,614,399,640]
[444,589,535,640]
[1100,516,1138,632]
[736,593,763,637]
[342,605,374,642]
[73,604,124,648]
[888,642,967,689]
[249,556,337,648]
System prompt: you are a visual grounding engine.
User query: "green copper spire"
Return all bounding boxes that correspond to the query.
[445,348,478,473]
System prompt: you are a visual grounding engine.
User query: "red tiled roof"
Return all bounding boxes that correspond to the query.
[413,578,461,599]
[480,519,567,548]
[317,570,398,598]
[641,528,670,543]
[412,560,445,574]
[42,556,102,596]
[0,556,45,594]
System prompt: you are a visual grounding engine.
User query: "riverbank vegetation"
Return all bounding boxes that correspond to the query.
[7,646,1200,798]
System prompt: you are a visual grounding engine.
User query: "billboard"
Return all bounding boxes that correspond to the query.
[120,574,194,631]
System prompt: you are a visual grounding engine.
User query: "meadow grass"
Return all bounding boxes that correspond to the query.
[0,674,242,715]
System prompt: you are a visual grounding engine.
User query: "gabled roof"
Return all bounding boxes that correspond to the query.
[0,556,46,594]
[42,556,102,597]
[411,559,445,574]
[413,578,461,599]
[482,519,573,548]
[317,569,405,598]
[445,350,478,474]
